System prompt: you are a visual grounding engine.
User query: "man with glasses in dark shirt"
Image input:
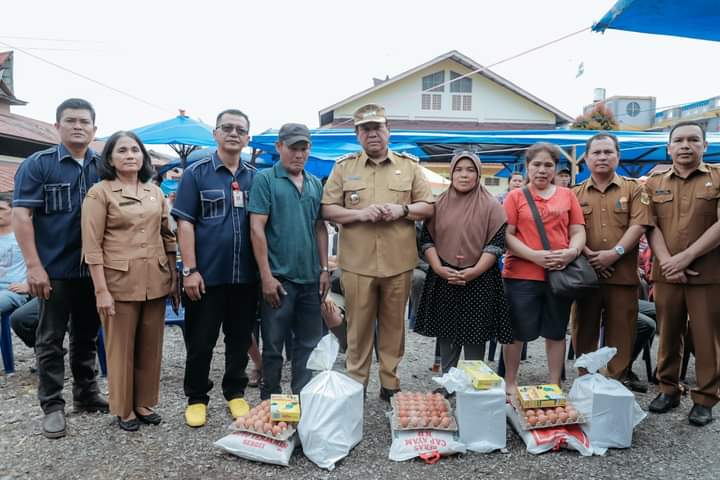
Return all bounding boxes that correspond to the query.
[13,98,108,438]
[172,109,258,427]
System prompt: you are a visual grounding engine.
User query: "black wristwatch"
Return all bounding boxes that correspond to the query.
[402,204,410,218]
[182,267,199,277]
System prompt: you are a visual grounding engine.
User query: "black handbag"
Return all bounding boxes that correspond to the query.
[521,187,598,299]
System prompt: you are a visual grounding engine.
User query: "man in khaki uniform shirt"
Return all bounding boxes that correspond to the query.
[572,133,653,381]
[322,104,434,400]
[647,121,720,426]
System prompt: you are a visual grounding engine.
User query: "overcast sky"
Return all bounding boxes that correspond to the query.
[3,0,719,138]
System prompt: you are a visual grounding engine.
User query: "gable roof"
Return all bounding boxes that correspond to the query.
[319,50,573,125]
[0,111,59,144]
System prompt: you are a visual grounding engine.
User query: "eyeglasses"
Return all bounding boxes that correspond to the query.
[217,124,249,135]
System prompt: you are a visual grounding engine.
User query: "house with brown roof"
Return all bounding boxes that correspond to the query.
[318,50,573,131]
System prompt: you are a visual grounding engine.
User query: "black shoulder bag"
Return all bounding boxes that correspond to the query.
[521,187,598,299]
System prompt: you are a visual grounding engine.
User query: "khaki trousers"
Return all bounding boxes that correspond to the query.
[655,282,720,407]
[572,285,638,378]
[102,297,166,417]
[342,270,412,389]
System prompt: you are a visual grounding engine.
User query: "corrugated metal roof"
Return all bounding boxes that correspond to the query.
[0,112,59,144]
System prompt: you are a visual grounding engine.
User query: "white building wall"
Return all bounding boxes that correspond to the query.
[333,59,555,124]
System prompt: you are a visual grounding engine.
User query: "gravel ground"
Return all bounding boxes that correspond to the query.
[1,324,719,480]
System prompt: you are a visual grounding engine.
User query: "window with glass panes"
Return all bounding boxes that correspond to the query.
[450,71,472,111]
[421,71,444,110]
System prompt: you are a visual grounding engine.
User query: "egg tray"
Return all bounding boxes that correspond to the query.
[229,421,297,441]
[510,397,586,431]
[390,397,458,432]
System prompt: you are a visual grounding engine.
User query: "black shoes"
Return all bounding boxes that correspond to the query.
[622,371,648,393]
[135,409,162,425]
[688,404,713,427]
[117,417,140,432]
[379,387,400,402]
[648,393,681,413]
[42,410,67,439]
[73,393,109,414]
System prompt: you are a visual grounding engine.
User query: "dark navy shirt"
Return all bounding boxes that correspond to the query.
[171,152,257,286]
[13,144,100,279]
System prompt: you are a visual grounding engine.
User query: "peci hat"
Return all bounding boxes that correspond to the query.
[278,123,311,146]
[353,104,387,126]
[557,166,571,174]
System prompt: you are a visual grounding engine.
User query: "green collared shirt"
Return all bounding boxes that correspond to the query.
[248,162,323,284]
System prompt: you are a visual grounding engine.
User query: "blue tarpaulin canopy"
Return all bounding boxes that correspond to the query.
[593,0,720,42]
[248,128,720,181]
[129,113,215,167]
[158,129,720,185]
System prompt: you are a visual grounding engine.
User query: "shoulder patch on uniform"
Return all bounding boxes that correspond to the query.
[336,152,359,163]
[621,175,638,183]
[396,151,419,162]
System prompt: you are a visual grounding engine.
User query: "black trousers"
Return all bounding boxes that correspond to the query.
[183,283,258,405]
[10,297,39,348]
[37,278,101,414]
[630,299,657,365]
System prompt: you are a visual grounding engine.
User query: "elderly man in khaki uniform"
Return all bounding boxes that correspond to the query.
[647,121,720,427]
[322,104,434,400]
[571,133,653,386]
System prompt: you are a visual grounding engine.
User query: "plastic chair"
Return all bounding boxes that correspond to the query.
[164,299,185,334]
[1,310,15,374]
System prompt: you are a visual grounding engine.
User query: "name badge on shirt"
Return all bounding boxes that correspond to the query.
[233,190,245,208]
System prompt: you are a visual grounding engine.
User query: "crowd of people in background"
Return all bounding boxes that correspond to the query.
[4,98,719,439]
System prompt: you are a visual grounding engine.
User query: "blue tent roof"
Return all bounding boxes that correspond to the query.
[593,0,720,42]
[249,128,720,178]
[157,129,720,183]
[130,115,215,146]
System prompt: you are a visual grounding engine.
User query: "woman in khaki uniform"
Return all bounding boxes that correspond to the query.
[82,131,178,431]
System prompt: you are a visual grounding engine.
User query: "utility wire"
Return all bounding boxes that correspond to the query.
[0,39,174,115]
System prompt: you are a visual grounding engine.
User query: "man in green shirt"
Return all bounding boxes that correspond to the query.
[249,123,329,399]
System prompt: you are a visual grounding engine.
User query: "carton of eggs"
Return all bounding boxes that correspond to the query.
[232,400,296,440]
[391,392,458,431]
[520,403,585,430]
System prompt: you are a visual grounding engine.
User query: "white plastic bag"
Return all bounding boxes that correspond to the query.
[506,404,596,456]
[298,334,364,470]
[388,426,466,462]
[569,347,647,449]
[433,368,506,453]
[214,431,296,466]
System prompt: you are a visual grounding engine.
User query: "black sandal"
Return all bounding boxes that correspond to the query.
[135,408,162,425]
[118,416,140,431]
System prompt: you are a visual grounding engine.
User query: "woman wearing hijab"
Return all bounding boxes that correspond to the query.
[414,151,513,374]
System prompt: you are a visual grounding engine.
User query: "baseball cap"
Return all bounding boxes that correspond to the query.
[353,104,387,126]
[278,123,311,146]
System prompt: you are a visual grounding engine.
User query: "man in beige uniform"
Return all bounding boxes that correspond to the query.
[572,133,652,382]
[322,104,434,400]
[647,121,720,426]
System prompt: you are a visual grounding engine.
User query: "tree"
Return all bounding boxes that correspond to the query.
[571,102,619,130]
